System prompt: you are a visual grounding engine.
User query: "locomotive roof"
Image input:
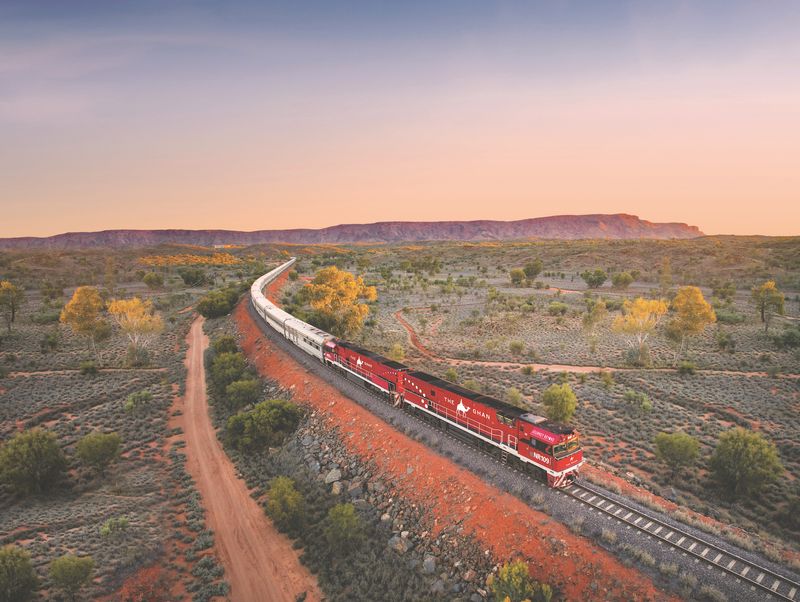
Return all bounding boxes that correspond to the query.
[405,371,527,419]
[519,414,576,436]
[336,340,409,370]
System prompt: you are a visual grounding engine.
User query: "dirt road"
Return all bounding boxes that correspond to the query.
[179,316,322,602]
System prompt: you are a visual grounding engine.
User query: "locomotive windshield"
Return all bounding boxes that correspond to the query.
[553,439,581,459]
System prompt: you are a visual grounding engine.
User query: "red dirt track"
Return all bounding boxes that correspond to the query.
[234,297,675,601]
[177,316,322,602]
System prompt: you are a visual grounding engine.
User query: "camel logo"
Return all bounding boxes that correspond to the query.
[456,401,470,417]
[356,357,363,368]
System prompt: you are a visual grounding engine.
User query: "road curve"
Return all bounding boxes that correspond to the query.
[180,316,322,602]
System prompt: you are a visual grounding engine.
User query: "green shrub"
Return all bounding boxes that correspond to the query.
[224,379,261,411]
[265,477,305,532]
[715,308,745,324]
[323,503,363,554]
[0,429,67,495]
[100,516,130,539]
[677,360,696,375]
[209,352,250,397]
[488,559,552,602]
[212,335,238,354]
[0,545,38,602]
[710,427,783,497]
[50,554,94,601]
[541,383,577,423]
[547,302,568,316]
[76,432,122,475]
[225,399,303,452]
[79,360,98,375]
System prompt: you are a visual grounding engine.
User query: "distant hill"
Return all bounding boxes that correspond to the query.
[0,214,703,249]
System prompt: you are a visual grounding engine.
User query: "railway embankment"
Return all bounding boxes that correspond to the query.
[233,299,674,601]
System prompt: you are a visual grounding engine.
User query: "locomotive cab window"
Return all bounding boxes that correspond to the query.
[497,412,514,427]
[553,440,581,459]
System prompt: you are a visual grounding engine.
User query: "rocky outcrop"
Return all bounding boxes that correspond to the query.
[294,411,496,601]
[0,214,703,248]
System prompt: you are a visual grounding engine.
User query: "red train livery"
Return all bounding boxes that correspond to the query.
[324,339,583,487]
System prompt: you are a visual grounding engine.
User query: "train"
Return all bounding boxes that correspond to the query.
[250,258,583,487]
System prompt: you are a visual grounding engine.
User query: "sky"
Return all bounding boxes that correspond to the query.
[1,1,799,238]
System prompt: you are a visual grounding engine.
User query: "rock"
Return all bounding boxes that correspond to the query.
[422,555,437,574]
[388,535,411,554]
[470,594,483,602]
[431,580,445,595]
[307,460,320,474]
[380,513,392,523]
[347,480,364,497]
[331,481,343,495]
[300,435,313,447]
[324,468,341,484]
[400,530,409,539]
[463,569,476,582]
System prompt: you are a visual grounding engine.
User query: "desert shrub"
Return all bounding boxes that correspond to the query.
[611,271,634,289]
[505,387,524,406]
[716,330,736,352]
[654,431,699,477]
[697,584,727,602]
[444,367,458,382]
[178,268,207,286]
[100,516,130,539]
[265,476,305,533]
[124,390,153,414]
[521,365,534,376]
[710,428,783,497]
[773,326,800,349]
[225,399,303,453]
[208,352,250,397]
[30,310,61,325]
[0,429,67,495]
[120,566,169,602]
[76,431,122,475]
[677,360,696,375]
[658,562,679,577]
[600,529,617,545]
[547,302,568,316]
[142,272,164,289]
[462,379,484,393]
[323,503,363,554]
[624,345,652,367]
[488,559,552,602]
[599,370,614,389]
[50,554,94,601]
[509,340,524,355]
[387,343,405,362]
[581,269,607,289]
[623,389,652,413]
[39,331,60,353]
[79,360,98,375]
[0,545,38,602]
[196,286,242,318]
[541,383,577,423]
[212,335,238,355]
[715,308,745,324]
[224,379,261,411]
[125,344,151,367]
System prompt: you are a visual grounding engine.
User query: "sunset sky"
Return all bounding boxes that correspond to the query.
[1,1,798,238]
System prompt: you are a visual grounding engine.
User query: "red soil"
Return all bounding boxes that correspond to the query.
[175,316,322,602]
[234,300,675,601]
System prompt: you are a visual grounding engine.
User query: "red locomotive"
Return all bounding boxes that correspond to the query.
[324,339,583,487]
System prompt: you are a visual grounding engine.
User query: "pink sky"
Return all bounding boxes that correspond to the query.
[1,2,798,237]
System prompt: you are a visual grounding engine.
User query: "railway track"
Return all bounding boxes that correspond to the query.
[563,481,800,601]
[247,300,800,601]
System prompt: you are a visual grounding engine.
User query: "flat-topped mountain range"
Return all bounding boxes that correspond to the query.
[0,214,703,249]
